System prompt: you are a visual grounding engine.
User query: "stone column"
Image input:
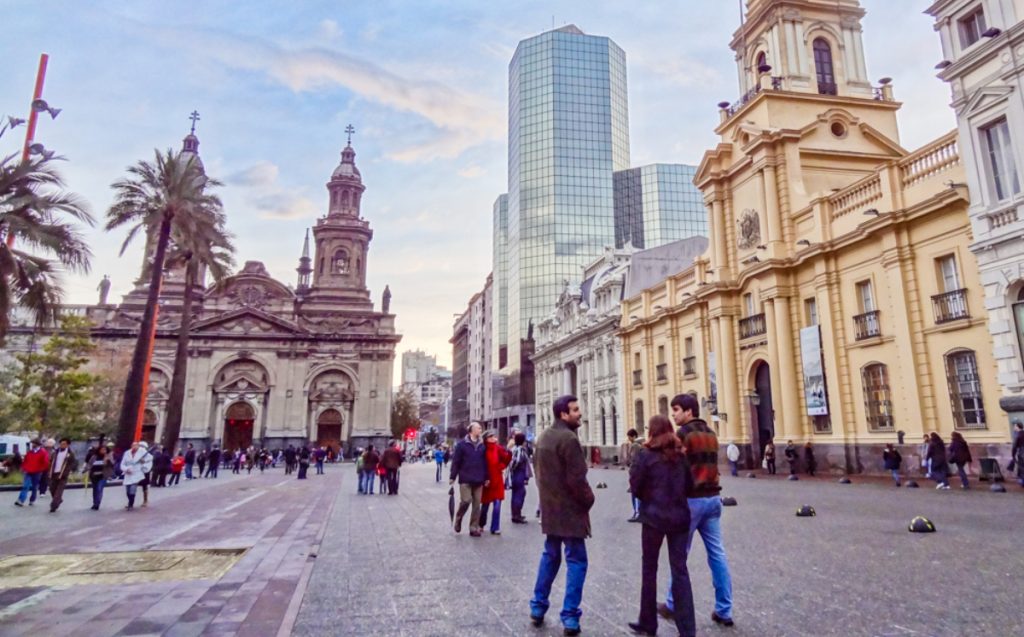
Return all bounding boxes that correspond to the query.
[713,200,729,276]
[763,166,783,251]
[774,296,802,440]
[763,299,785,442]
[717,316,743,443]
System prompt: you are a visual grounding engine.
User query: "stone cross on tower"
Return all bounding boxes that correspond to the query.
[189,110,201,134]
[345,124,355,145]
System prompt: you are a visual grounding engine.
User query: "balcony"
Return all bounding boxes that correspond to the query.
[853,310,881,341]
[932,288,970,324]
[656,364,668,382]
[683,356,697,377]
[632,369,643,387]
[738,313,767,339]
[817,81,838,96]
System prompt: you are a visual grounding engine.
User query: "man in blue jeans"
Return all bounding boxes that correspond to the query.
[659,394,735,628]
[530,395,595,636]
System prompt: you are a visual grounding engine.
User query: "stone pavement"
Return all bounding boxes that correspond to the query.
[294,462,1024,637]
[0,465,337,637]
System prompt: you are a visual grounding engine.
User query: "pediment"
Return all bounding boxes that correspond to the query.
[798,112,906,159]
[192,307,303,336]
[960,85,1014,118]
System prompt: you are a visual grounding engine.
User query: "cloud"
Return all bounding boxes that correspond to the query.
[252,191,319,220]
[317,19,342,41]
[227,160,280,187]
[147,26,504,162]
[457,165,485,178]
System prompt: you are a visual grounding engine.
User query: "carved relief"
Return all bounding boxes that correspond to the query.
[227,284,271,309]
[737,209,762,250]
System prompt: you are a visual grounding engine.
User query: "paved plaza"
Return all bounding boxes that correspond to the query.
[1,462,1022,636]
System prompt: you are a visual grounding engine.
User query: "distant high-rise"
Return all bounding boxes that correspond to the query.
[613,164,706,250]
[504,24,630,370]
[492,194,509,370]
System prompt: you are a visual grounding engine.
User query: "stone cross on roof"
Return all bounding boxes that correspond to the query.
[345,124,355,145]
[189,110,200,134]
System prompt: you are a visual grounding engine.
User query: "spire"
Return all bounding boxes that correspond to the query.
[296,228,312,292]
[181,110,204,171]
[327,124,365,217]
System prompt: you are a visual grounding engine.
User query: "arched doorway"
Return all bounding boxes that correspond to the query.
[224,402,255,451]
[141,409,158,444]
[317,409,343,452]
[752,361,775,456]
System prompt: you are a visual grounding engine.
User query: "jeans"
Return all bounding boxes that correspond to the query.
[631,496,640,517]
[511,476,527,519]
[206,464,218,478]
[640,524,696,637]
[955,463,969,488]
[17,472,42,504]
[436,462,443,482]
[91,478,106,509]
[362,471,375,494]
[667,496,733,620]
[169,472,181,486]
[530,535,588,629]
[728,460,738,476]
[185,462,194,479]
[316,461,324,475]
[891,469,901,484]
[125,484,138,508]
[479,499,502,533]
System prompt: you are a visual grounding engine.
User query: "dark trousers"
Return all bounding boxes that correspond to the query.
[766,458,776,474]
[48,477,68,512]
[316,461,324,475]
[155,470,167,487]
[435,462,443,482]
[168,472,181,486]
[185,462,194,479]
[205,464,218,478]
[298,462,309,479]
[511,477,527,519]
[91,478,106,509]
[639,524,696,637]
[386,468,399,494]
[39,471,49,495]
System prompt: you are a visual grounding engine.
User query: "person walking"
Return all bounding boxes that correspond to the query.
[624,429,643,522]
[659,393,735,629]
[883,443,903,487]
[38,438,56,496]
[315,447,326,475]
[284,445,297,475]
[355,451,366,493]
[206,446,221,478]
[434,447,445,482]
[764,439,777,475]
[87,444,114,510]
[948,431,973,490]
[479,430,511,535]
[120,441,152,511]
[297,446,311,479]
[726,441,740,477]
[14,439,49,508]
[926,432,951,490]
[529,395,595,636]
[197,449,208,478]
[804,442,817,477]
[154,446,171,487]
[184,443,196,480]
[920,434,931,478]
[46,438,77,513]
[784,440,799,475]
[361,446,380,494]
[628,415,696,637]
[376,462,388,494]
[449,422,489,537]
[1012,422,1024,487]
[381,444,403,495]
[138,442,154,506]
[169,452,185,486]
[509,433,532,524]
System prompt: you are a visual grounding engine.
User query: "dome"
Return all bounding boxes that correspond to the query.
[331,145,361,180]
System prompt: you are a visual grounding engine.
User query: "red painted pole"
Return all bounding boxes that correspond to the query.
[6,53,49,248]
[134,302,160,443]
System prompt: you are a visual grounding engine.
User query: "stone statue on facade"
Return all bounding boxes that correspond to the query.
[382,285,392,313]
[97,275,111,305]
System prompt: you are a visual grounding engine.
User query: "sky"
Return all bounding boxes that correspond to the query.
[1,1,953,375]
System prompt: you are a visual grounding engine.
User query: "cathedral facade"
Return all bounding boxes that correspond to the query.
[17,128,401,453]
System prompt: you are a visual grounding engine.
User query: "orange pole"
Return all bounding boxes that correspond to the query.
[134,301,160,443]
[6,53,49,248]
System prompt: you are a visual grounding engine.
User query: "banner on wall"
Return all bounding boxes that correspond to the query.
[800,326,829,416]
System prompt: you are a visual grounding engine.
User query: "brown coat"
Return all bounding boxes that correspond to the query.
[535,421,595,539]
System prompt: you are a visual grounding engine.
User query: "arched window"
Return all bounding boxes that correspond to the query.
[333,249,350,274]
[634,400,645,436]
[1015,287,1024,367]
[756,51,767,72]
[945,349,986,429]
[600,406,607,446]
[658,395,669,417]
[861,363,894,431]
[342,190,351,206]
[611,404,618,446]
[813,38,837,95]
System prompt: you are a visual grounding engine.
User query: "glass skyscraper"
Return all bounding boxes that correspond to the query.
[613,164,707,249]
[503,24,630,370]
[492,193,509,369]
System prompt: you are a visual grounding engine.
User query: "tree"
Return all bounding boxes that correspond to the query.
[0,118,94,344]
[105,149,223,451]
[160,194,234,453]
[390,388,420,441]
[0,315,98,439]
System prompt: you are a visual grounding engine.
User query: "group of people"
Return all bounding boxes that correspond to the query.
[526,393,731,637]
[354,443,405,495]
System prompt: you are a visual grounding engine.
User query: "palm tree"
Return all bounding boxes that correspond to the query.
[160,210,235,453]
[106,148,223,451]
[0,125,93,343]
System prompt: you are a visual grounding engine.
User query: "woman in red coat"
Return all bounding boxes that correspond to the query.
[478,430,512,535]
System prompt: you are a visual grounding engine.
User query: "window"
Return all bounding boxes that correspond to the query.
[658,396,669,417]
[813,39,836,95]
[958,6,987,49]
[981,118,1021,201]
[804,298,819,327]
[634,400,645,434]
[861,363,894,431]
[946,350,987,429]
[684,337,694,358]
[657,345,666,365]
[856,280,876,312]
[633,351,641,371]
[744,293,756,317]
[937,255,961,292]
[1016,288,1024,367]
[756,51,767,70]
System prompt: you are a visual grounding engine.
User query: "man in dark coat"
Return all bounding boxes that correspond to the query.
[449,422,489,536]
[206,446,221,478]
[184,443,196,480]
[284,445,297,475]
[47,437,77,513]
[381,444,403,495]
[529,395,594,636]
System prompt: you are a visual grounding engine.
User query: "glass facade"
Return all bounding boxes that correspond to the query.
[613,164,706,249]
[492,194,509,368]
[506,25,630,370]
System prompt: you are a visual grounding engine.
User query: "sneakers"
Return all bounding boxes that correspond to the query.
[628,515,641,523]
[628,622,657,635]
[14,501,23,507]
[564,628,581,636]
[491,530,501,535]
[711,612,735,627]
[530,615,544,628]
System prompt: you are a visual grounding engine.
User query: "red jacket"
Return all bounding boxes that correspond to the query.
[481,441,511,504]
[171,456,185,474]
[21,447,50,474]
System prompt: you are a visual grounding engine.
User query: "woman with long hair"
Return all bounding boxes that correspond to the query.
[947,431,973,490]
[628,415,696,637]
[926,432,951,490]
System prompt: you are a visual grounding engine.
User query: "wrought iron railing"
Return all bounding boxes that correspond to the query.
[683,356,697,376]
[853,310,881,340]
[738,313,767,339]
[932,288,970,324]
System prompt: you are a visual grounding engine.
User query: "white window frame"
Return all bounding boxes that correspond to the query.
[958,5,987,50]
[856,280,876,313]
[980,117,1022,202]
[937,255,961,292]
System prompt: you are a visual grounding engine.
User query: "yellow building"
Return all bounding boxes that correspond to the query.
[619,0,1010,473]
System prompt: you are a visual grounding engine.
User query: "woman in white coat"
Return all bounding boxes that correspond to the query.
[120,441,153,511]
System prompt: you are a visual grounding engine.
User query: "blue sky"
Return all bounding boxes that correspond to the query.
[1,1,951,371]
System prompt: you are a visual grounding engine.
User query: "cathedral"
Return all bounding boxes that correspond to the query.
[40,125,401,453]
